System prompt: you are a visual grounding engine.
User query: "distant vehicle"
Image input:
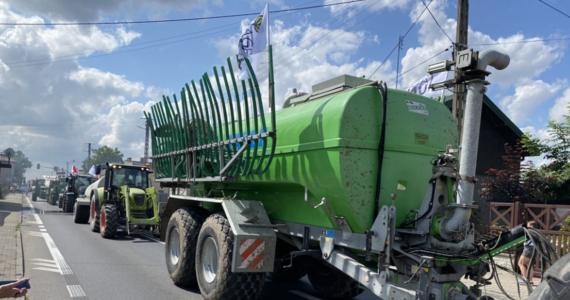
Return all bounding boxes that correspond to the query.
[19,186,28,193]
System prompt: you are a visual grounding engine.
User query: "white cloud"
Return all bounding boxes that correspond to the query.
[499,80,563,124]
[549,87,570,123]
[4,0,223,22]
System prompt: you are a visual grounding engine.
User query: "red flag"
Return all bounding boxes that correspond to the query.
[72,164,78,173]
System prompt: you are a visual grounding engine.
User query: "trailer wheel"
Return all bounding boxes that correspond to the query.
[73,203,89,224]
[196,214,265,300]
[100,204,118,239]
[89,197,100,232]
[64,195,75,213]
[165,207,208,287]
[307,260,364,299]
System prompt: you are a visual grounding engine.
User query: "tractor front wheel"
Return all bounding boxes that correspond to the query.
[89,198,100,232]
[73,203,89,224]
[306,260,364,300]
[165,207,209,287]
[196,214,265,300]
[58,195,64,208]
[64,195,75,213]
[100,204,118,239]
[32,194,37,202]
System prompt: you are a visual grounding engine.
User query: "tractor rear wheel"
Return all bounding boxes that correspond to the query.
[73,203,89,224]
[100,204,118,239]
[89,198,100,232]
[165,207,209,287]
[306,260,364,300]
[64,195,74,213]
[196,214,265,300]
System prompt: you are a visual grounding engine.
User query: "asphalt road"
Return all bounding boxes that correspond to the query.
[21,196,377,300]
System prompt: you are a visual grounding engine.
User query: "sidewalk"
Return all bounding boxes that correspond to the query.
[0,193,25,295]
[461,254,540,300]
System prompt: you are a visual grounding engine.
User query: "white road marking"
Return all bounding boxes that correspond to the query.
[33,267,61,273]
[32,258,56,263]
[67,285,87,298]
[24,197,72,275]
[33,262,58,268]
[40,229,47,232]
[289,290,322,300]
[39,225,45,228]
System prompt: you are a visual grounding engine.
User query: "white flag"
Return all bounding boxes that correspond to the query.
[238,4,269,80]
[88,165,97,176]
[407,72,448,98]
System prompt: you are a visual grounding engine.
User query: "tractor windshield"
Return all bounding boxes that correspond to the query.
[74,176,92,191]
[111,168,149,190]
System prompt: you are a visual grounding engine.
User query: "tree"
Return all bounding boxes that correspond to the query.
[12,150,32,184]
[82,146,124,171]
[1,149,31,185]
[478,140,550,203]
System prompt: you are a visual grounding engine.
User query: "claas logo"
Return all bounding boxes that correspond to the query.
[254,14,263,32]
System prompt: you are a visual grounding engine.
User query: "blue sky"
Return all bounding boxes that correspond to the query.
[0,0,569,180]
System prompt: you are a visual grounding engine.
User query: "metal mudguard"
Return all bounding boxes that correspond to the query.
[221,200,277,273]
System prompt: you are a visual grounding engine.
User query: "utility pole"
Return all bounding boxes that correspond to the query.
[144,119,150,164]
[395,36,404,89]
[87,142,92,168]
[453,0,469,146]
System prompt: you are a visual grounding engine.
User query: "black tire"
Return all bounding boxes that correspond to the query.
[73,203,90,224]
[58,195,64,208]
[165,207,209,287]
[32,194,37,202]
[64,195,75,213]
[100,204,118,239]
[196,214,265,300]
[269,242,307,282]
[89,197,100,232]
[306,260,364,300]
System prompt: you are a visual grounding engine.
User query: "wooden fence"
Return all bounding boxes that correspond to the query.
[474,201,570,276]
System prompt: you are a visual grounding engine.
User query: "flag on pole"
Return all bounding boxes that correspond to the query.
[88,165,96,176]
[407,72,448,98]
[237,3,269,80]
[72,164,78,174]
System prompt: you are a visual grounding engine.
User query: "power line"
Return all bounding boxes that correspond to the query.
[270,0,401,74]
[471,37,570,46]
[421,0,454,44]
[368,0,433,78]
[539,0,570,19]
[0,121,142,127]
[1,1,366,26]
[386,47,450,84]
[4,0,331,69]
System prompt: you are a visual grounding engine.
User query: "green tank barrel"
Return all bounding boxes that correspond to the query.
[146,68,457,234]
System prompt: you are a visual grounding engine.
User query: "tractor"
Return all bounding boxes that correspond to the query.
[62,174,95,213]
[31,178,45,202]
[82,163,160,238]
[47,177,65,206]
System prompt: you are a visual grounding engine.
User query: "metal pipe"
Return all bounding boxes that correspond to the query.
[440,49,510,240]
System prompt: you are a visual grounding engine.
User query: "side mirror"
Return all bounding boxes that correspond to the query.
[65,177,69,182]
[95,165,101,175]
[37,163,40,169]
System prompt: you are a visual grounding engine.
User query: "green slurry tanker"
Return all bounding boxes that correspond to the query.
[145,50,566,300]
